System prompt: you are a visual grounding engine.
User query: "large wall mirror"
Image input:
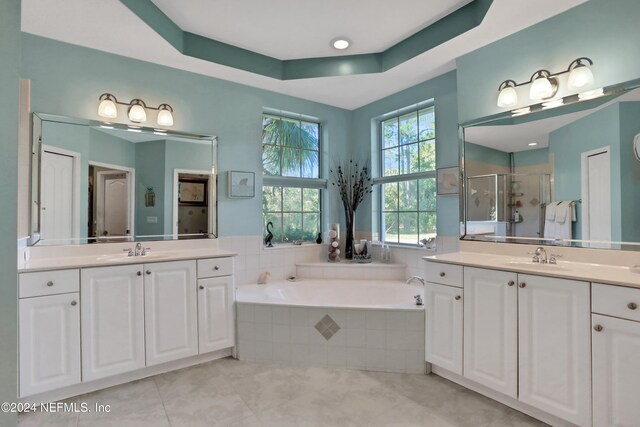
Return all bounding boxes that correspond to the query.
[30,113,217,246]
[461,78,640,250]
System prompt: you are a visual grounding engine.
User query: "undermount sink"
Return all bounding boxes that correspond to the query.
[503,261,570,272]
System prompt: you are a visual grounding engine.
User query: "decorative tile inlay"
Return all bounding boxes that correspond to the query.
[315,314,341,340]
[529,197,540,207]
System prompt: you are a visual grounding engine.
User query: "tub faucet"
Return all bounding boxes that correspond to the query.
[406,276,425,286]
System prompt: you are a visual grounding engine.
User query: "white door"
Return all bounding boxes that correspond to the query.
[582,148,611,241]
[463,267,518,398]
[518,274,591,426]
[96,171,129,238]
[198,276,235,353]
[81,265,145,381]
[41,150,74,242]
[145,260,198,366]
[592,314,640,427]
[424,282,463,375]
[19,293,81,397]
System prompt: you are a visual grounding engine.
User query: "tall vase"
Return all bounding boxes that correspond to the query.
[345,211,355,260]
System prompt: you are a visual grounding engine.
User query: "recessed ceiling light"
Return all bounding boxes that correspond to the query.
[332,38,350,50]
[528,142,538,146]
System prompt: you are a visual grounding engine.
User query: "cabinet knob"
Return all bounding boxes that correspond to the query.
[47,281,54,287]
[71,300,77,306]
[593,324,603,332]
[507,280,515,287]
[199,285,205,290]
[214,266,220,271]
[137,271,142,276]
[439,272,445,277]
[146,270,151,275]
[455,295,461,300]
[519,282,526,288]
[628,302,638,310]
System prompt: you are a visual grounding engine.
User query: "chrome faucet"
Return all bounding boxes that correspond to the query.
[530,247,548,264]
[406,276,425,286]
[123,243,150,257]
[135,242,143,256]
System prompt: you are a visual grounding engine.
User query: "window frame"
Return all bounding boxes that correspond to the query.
[262,112,325,244]
[376,105,437,246]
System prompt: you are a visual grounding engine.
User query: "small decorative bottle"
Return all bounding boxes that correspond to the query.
[327,224,340,262]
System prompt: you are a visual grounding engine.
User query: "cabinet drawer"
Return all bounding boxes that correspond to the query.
[592,283,640,322]
[197,257,234,279]
[19,269,80,298]
[425,262,463,288]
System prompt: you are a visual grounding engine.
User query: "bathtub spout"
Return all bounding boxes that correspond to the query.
[406,276,425,286]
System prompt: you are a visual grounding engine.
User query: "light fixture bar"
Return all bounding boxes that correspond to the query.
[97,93,174,126]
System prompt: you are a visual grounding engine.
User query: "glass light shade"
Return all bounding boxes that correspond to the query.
[497,86,518,108]
[128,104,147,123]
[567,65,594,91]
[529,76,554,100]
[578,88,604,101]
[97,99,118,119]
[157,108,174,126]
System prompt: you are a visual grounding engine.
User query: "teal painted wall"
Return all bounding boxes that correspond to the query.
[135,141,166,236]
[465,142,510,168]
[21,34,352,237]
[618,102,640,242]
[549,103,622,241]
[456,0,640,123]
[351,71,460,236]
[89,128,136,169]
[0,0,20,424]
[513,148,549,168]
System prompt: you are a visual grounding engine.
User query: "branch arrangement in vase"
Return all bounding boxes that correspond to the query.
[330,159,372,259]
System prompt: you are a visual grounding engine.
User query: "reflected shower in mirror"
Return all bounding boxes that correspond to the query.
[32,114,217,246]
[462,82,640,250]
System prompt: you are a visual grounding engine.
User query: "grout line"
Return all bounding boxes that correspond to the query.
[152,378,173,427]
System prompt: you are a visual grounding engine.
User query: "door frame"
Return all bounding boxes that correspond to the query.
[89,161,136,240]
[42,144,81,242]
[580,146,610,241]
[173,168,214,238]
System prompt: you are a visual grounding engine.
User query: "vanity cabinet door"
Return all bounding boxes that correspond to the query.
[197,276,235,353]
[518,274,591,426]
[81,265,145,381]
[592,314,640,427]
[145,260,198,366]
[19,293,81,397]
[424,282,463,375]
[463,267,518,398]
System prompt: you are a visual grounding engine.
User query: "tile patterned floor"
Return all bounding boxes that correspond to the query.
[19,357,548,427]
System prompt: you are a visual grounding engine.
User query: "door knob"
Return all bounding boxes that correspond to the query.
[593,324,603,332]
[71,300,77,306]
[46,281,54,287]
[519,282,526,288]
[214,266,220,271]
[439,272,445,277]
[455,295,461,300]
[145,270,151,275]
[628,302,638,310]
[137,271,142,276]
[507,281,515,287]
[199,285,205,290]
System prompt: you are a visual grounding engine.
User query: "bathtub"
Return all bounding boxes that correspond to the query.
[236,278,424,310]
[235,279,426,373]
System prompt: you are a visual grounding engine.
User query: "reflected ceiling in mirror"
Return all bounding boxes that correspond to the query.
[31,114,217,246]
[461,80,640,251]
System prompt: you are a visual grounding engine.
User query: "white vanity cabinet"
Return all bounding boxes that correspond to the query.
[592,284,640,427]
[18,273,81,397]
[424,265,463,375]
[517,274,591,426]
[81,264,145,381]
[197,258,235,353]
[463,267,518,398]
[145,260,198,366]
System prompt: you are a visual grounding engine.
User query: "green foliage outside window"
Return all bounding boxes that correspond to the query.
[380,107,437,244]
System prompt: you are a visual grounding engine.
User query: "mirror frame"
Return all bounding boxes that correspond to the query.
[30,113,218,246]
[459,77,640,251]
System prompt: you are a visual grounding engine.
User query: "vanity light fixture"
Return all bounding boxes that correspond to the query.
[97,93,175,127]
[496,57,594,107]
[578,87,604,101]
[528,142,538,146]
[332,38,350,50]
[541,99,564,109]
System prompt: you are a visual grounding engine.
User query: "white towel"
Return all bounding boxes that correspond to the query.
[554,201,573,239]
[545,203,557,221]
[555,201,569,224]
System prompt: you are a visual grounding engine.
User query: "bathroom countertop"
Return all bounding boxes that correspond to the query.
[19,248,237,273]
[424,252,640,289]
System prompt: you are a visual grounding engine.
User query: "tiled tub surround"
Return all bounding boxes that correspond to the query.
[236,303,425,373]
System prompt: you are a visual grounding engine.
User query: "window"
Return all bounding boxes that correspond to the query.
[379,106,436,244]
[262,114,322,243]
